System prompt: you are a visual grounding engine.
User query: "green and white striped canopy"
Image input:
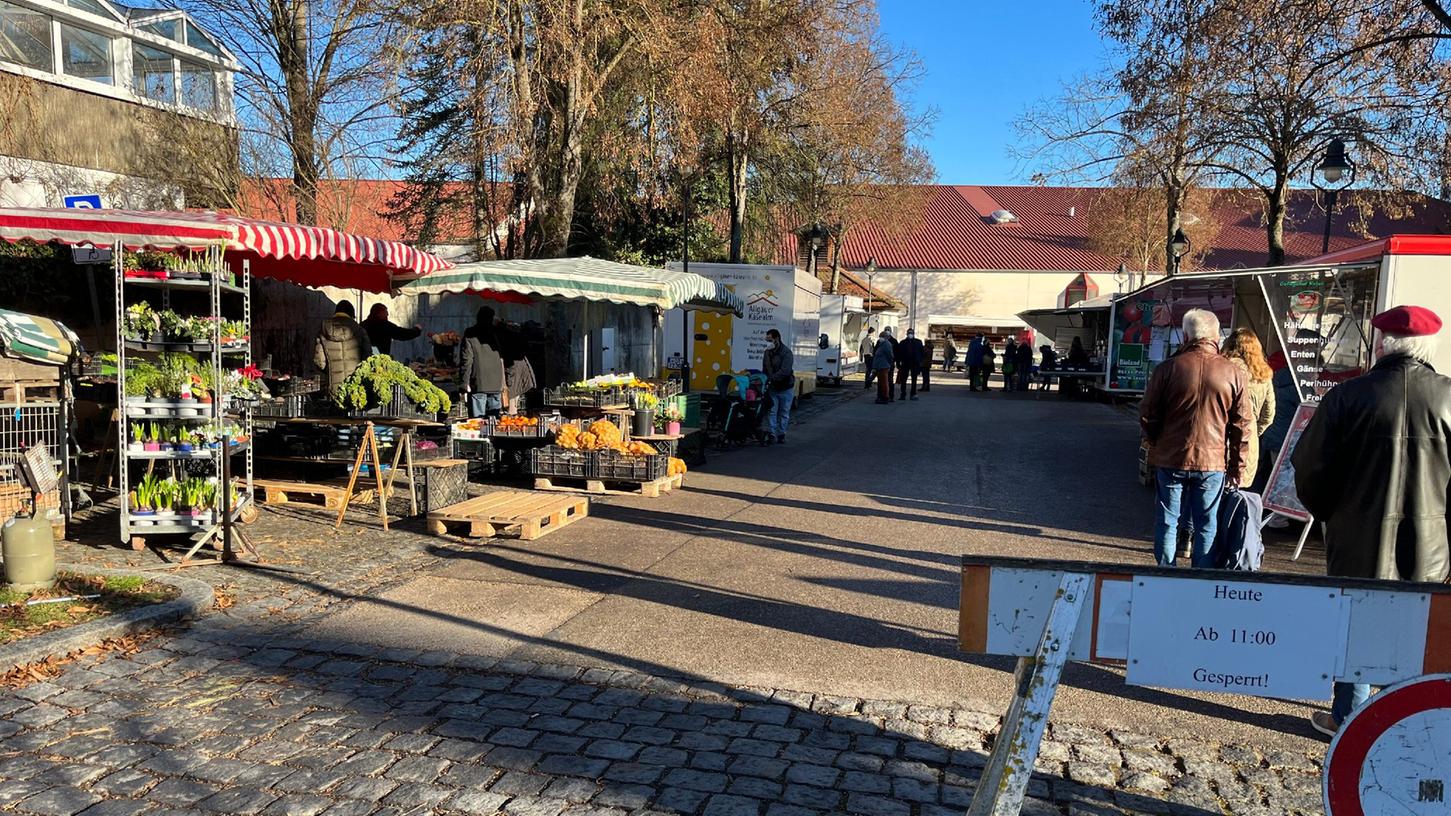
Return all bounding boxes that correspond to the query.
[399,256,744,315]
[0,308,79,367]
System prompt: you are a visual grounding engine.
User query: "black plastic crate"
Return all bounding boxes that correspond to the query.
[253,393,312,418]
[386,384,437,420]
[594,451,668,482]
[413,460,468,512]
[542,386,625,408]
[529,446,593,479]
[452,437,496,462]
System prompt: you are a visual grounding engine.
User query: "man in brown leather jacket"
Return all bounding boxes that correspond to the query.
[1139,309,1252,567]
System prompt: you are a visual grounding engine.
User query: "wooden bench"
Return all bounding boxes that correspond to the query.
[427,490,588,541]
[252,477,389,510]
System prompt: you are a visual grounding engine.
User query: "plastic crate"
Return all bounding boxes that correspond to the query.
[543,386,625,408]
[486,417,556,439]
[452,436,496,462]
[413,459,468,512]
[253,393,312,418]
[385,384,437,420]
[528,446,593,479]
[594,451,668,482]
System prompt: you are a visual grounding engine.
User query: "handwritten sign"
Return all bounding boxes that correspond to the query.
[1126,576,1348,699]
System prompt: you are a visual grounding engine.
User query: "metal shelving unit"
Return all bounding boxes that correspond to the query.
[114,245,254,550]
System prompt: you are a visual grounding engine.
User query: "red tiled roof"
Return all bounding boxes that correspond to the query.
[238,179,491,244]
[770,185,1451,272]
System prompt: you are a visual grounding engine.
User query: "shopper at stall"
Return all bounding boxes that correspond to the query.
[943,337,958,373]
[872,328,896,404]
[921,340,934,392]
[1002,338,1018,392]
[966,334,985,391]
[313,300,371,395]
[897,328,925,401]
[762,328,795,444]
[361,304,423,356]
[980,343,997,390]
[1220,328,1276,480]
[1139,309,1252,568]
[1292,305,1451,738]
[461,306,505,418]
[1015,340,1035,392]
[1037,345,1058,391]
[500,326,537,414]
[861,327,878,389]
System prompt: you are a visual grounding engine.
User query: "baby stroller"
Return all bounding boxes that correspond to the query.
[706,373,768,447]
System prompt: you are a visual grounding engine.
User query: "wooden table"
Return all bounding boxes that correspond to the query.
[258,415,443,530]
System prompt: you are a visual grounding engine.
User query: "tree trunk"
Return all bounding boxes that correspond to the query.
[279,0,318,226]
[1265,177,1288,266]
[727,127,749,263]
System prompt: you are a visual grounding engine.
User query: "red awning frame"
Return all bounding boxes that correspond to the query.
[0,207,453,293]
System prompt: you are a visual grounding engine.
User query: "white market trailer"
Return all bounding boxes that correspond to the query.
[665,263,822,396]
[817,294,868,385]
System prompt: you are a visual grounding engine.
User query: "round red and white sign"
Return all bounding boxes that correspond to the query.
[1324,674,1451,816]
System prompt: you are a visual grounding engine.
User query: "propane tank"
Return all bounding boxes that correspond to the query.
[3,511,56,592]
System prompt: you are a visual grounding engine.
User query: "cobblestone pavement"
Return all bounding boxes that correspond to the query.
[0,608,1327,816]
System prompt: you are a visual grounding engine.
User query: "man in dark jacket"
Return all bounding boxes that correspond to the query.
[966,334,985,391]
[873,329,896,404]
[313,300,371,395]
[361,304,422,357]
[460,307,505,418]
[1292,305,1451,737]
[921,340,934,392]
[860,327,878,389]
[1015,340,1035,391]
[1139,309,1253,568]
[896,328,925,401]
[762,328,795,444]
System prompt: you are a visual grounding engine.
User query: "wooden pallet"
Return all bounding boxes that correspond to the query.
[427,490,589,541]
[252,477,389,509]
[0,380,60,402]
[532,472,683,498]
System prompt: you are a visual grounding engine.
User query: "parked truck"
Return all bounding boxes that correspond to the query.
[665,263,822,397]
[816,294,867,386]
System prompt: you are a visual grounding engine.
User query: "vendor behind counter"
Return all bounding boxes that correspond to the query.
[362,304,422,356]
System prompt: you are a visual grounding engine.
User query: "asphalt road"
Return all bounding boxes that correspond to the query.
[316,374,1329,752]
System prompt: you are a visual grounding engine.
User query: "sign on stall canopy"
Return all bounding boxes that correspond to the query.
[957,555,1451,816]
[1260,266,1378,404]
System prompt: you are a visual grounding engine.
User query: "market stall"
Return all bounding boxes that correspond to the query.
[0,206,455,553]
[0,309,81,538]
[1019,295,1113,397]
[398,256,742,496]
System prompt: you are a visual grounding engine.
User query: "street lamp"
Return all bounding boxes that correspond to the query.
[806,222,827,278]
[864,256,877,327]
[1311,137,1356,255]
[1170,227,1190,275]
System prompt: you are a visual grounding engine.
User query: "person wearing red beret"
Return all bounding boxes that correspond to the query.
[1292,305,1451,738]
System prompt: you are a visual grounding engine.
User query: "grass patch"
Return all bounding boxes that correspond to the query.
[0,572,178,645]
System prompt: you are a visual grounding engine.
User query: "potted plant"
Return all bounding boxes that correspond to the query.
[123,303,159,342]
[158,310,194,343]
[660,402,683,437]
[143,421,162,453]
[154,480,176,520]
[175,426,194,454]
[128,423,145,454]
[157,422,174,452]
[131,473,160,520]
[630,391,659,437]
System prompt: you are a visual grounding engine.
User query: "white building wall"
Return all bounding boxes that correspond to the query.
[0,156,183,208]
[871,270,1107,329]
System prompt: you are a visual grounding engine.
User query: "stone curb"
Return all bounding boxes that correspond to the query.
[0,564,213,673]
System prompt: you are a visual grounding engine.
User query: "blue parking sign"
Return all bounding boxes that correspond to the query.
[63,194,104,209]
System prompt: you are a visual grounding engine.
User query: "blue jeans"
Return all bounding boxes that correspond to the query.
[1332,682,1372,725]
[468,392,501,418]
[1154,468,1224,566]
[767,388,794,438]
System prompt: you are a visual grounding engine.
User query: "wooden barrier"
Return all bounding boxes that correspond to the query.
[958,555,1451,816]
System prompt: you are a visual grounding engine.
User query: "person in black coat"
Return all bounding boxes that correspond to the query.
[1014,341,1035,391]
[361,304,422,357]
[895,328,925,401]
[1292,305,1451,738]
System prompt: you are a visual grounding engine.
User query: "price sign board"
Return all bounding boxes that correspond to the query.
[1325,674,1451,816]
[1126,576,1348,699]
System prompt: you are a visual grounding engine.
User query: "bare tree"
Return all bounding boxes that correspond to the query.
[182,0,399,226]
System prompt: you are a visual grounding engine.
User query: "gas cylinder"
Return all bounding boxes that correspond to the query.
[2,513,56,592]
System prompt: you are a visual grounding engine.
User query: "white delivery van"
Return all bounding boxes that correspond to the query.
[665,263,822,397]
[816,294,867,385]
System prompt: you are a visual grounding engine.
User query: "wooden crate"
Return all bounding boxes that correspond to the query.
[0,357,60,402]
[252,477,389,509]
[427,490,589,541]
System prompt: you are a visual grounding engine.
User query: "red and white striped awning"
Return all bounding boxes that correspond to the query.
[0,207,453,292]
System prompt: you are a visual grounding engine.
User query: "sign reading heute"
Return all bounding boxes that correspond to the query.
[1125,577,1348,700]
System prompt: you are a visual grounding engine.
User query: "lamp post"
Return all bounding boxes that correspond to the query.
[806,223,826,279]
[864,257,877,327]
[1311,137,1356,255]
[1170,227,1190,275]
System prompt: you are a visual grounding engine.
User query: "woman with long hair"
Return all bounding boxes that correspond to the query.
[1221,328,1277,480]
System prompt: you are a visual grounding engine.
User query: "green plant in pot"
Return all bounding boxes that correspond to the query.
[123,302,159,342]
[175,425,194,453]
[128,423,144,453]
[154,479,176,518]
[143,421,162,452]
[158,310,194,343]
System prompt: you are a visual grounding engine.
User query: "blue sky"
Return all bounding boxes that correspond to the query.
[878,1,1109,185]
